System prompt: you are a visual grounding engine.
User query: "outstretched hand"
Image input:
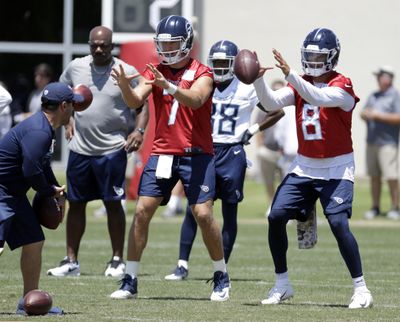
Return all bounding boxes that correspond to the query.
[111,64,140,87]
[253,51,274,79]
[273,48,290,76]
[144,63,169,90]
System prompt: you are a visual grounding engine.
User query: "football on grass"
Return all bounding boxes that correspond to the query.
[73,84,93,111]
[32,193,64,230]
[24,290,52,316]
[233,49,260,84]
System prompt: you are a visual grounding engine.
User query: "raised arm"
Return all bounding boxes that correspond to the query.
[145,63,213,110]
[253,78,295,111]
[273,48,355,111]
[112,64,152,109]
[286,70,355,111]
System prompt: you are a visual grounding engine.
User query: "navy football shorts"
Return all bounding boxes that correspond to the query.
[67,149,127,202]
[272,173,354,219]
[214,144,247,203]
[139,154,215,206]
[0,188,44,250]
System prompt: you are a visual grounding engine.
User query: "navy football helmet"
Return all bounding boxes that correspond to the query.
[154,15,194,65]
[301,28,340,77]
[207,40,239,83]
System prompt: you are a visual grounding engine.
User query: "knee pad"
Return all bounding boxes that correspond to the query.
[268,208,292,225]
[327,211,350,237]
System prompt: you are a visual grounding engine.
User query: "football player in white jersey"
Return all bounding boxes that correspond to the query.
[254,28,373,308]
[165,40,283,281]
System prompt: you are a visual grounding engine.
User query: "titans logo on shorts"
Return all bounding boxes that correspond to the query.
[272,173,354,218]
[214,144,247,203]
[67,149,127,202]
[139,154,215,206]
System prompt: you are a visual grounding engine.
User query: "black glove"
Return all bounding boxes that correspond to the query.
[240,129,253,145]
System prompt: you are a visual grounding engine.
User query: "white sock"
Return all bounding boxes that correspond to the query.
[352,276,367,291]
[275,271,289,286]
[178,260,188,270]
[126,261,139,278]
[212,259,227,273]
[112,256,121,262]
[168,195,180,210]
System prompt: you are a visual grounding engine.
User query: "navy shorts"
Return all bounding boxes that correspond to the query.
[139,154,215,206]
[0,187,44,250]
[272,173,354,219]
[214,144,247,203]
[67,149,127,202]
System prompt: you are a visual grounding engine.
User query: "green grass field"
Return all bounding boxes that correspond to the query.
[0,178,399,321]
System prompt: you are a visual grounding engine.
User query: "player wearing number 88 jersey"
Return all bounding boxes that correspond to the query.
[254,28,373,308]
[164,40,283,281]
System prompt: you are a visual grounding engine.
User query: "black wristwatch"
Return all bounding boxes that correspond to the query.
[136,128,145,135]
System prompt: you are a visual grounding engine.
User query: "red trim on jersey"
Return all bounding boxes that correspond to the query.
[289,72,359,158]
[143,59,214,155]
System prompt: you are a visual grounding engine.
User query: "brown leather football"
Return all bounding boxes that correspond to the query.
[233,49,260,84]
[32,193,64,230]
[24,290,52,315]
[73,84,93,112]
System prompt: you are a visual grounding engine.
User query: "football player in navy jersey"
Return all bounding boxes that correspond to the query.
[110,16,231,301]
[164,40,284,281]
[0,82,83,315]
[254,28,373,308]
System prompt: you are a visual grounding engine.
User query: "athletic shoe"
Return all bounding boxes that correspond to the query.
[164,266,188,281]
[16,297,64,315]
[94,205,107,218]
[348,289,373,309]
[94,200,127,218]
[47,257,80,276]
[297,205,317,249]
[105,257,126,278]
[387,209,400,220]
[162,206,183,218]
[110,274,138,299]
[364,208,380,220]
[0,247,3,257]
[261,283,294,305]
[209,271,230,302]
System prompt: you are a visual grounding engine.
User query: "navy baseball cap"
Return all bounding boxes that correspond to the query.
[41,82,84,105]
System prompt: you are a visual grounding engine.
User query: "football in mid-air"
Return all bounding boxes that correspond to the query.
[73,84,93,111]
[24,290,52,316]
[233,49,260,84]
[32,193,64,230]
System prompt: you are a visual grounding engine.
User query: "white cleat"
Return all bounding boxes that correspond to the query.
[387,209,400,220]
[110,274,138,299]
[110,289,137,299]
[210,271,230,302]
[348,289,373,309]
[164,266,188,281]
[104,258,125,278]
[261,284,294,305]
[47,257,80,276]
